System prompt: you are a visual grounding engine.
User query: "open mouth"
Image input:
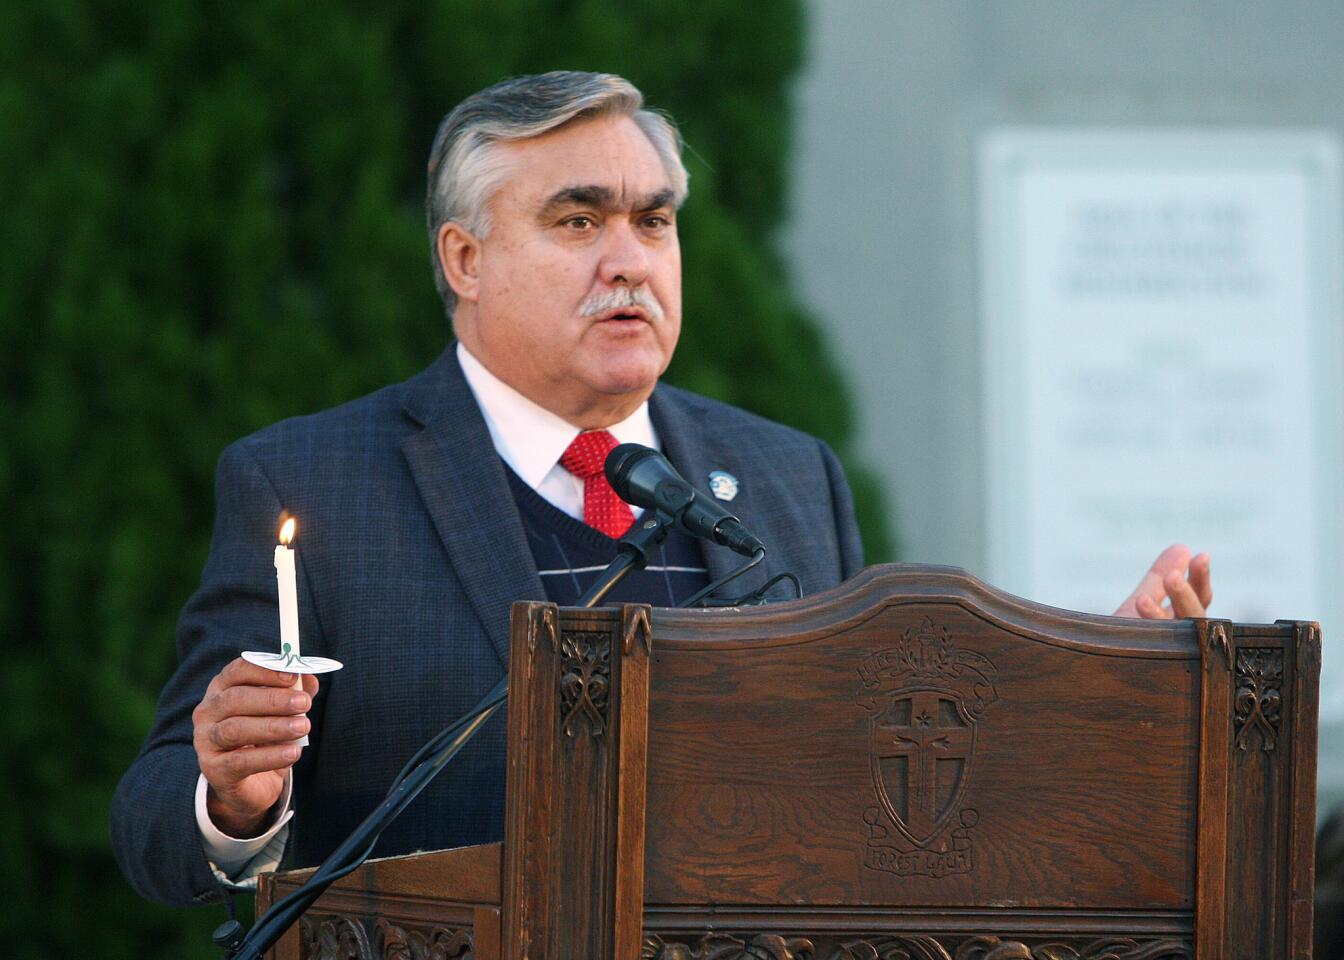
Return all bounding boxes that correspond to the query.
[580,288,662,324]
[599,308,648,323]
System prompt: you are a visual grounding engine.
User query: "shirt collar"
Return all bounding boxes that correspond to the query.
[456,342,658,488]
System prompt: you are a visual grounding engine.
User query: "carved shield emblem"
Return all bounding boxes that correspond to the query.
[870,689,975,846]
[858,617,998,857]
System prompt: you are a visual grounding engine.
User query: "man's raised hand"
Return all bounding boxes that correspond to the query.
[1113,543,1213,620]
[192,657,318,837]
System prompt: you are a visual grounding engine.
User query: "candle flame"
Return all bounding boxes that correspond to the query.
[279,517,297,545]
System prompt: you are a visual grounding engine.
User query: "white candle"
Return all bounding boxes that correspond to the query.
[275,518,301,665]
[275,517,308,745]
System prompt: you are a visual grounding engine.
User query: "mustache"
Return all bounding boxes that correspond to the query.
[579,287,664,322]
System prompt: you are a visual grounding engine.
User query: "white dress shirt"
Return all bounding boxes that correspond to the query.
[197,342,658,882]
[456,341,656,520]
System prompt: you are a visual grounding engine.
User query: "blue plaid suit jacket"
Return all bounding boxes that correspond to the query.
[111,346,864,905]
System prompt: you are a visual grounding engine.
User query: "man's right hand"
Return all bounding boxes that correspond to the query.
[192,657,318,837]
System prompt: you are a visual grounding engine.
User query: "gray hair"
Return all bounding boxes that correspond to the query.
[426,71,690,317]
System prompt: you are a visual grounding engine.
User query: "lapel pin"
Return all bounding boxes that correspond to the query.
[708,470,739,502]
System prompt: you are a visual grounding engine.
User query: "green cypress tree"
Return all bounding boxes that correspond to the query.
[0,2,891,954]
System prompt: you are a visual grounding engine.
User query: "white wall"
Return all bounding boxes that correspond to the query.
[782,0,1344,815]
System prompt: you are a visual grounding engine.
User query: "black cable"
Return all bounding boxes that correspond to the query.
[210,701,486,958]
[705,570,802,607]
[382,680,505,793]
[761,571,803,601]
[254,833,380,926]
[225,679,506,959]
[679,548,765,608]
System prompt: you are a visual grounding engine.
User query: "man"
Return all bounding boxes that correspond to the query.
[111,72,1210,907]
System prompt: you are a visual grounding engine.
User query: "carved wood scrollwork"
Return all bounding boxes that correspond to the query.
[948,938,1191,960]
[300,915,473,960]
[640,934,1192,960]
[641,933,816,959]
[1234,647,1283,752]
[559,629,611,738]
[301,915,372,960]
[374,917,473,959]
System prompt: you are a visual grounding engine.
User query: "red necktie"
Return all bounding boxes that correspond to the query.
[560,430,635,538]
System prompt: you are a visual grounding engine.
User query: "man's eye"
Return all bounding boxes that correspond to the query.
[564,215,596,230]
[642,214,670,229]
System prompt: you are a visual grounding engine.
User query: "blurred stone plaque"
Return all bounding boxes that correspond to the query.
[978,130,1343,721]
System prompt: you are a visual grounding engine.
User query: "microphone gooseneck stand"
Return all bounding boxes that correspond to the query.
[214,513,674,959]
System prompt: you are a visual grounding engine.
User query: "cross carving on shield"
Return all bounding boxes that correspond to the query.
[871,690,974,846]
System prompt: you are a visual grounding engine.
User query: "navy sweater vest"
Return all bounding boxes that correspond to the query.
[504,467,710,607]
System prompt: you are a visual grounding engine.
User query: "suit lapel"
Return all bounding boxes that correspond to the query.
[651,387,773,600]
[400,348,544,669]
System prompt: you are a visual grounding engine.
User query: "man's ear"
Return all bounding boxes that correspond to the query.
[437,221,481,304]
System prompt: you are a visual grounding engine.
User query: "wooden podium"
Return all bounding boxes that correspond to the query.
[257,564,1320,959]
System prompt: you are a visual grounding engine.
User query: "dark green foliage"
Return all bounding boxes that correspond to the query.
[1,1,891,954]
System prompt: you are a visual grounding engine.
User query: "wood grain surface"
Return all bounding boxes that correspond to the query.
[254,563,1319,960]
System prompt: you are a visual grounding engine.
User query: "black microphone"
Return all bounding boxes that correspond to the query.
[605,443,765,558]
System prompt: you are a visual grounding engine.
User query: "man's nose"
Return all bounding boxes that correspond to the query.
[598,221,650,287]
